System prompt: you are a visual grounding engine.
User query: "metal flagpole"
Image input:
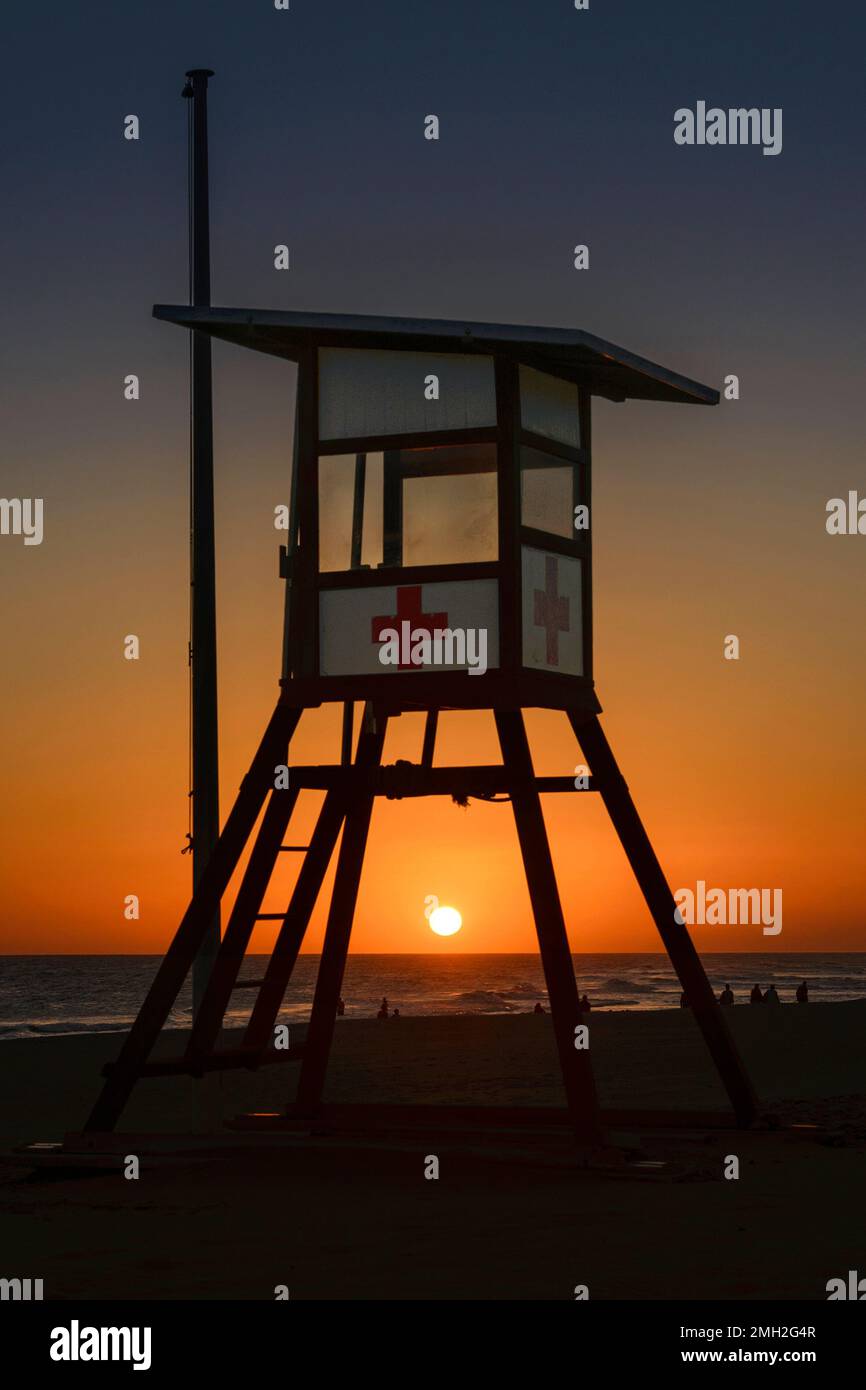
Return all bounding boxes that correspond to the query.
[182,69,220,1018]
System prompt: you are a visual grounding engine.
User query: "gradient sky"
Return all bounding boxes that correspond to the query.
[1,1,865,955]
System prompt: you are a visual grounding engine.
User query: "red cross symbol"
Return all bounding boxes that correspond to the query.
[533,555,570,665]
[372,585,448,670]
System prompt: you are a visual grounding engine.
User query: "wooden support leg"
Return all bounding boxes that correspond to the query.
[84,702,301,1133]
[243,788,348,1054]
[295,707,388,1119]
[421,709,438,768]
[571,712,758,1127]
[185,787,299,1065]
[495,710,604,1145]
[340,702,354,764]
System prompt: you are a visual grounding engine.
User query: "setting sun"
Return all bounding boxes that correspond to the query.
[428,905,463,938]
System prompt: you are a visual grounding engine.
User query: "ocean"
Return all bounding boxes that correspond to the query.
[1,953,864,1041]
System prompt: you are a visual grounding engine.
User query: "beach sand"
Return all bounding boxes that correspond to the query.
[1,1001,864,1300]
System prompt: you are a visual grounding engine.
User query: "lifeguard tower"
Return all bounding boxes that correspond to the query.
[80,76,757,1152]
[82,310,757,1146]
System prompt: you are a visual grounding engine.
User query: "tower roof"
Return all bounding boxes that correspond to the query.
[153,304,718,406]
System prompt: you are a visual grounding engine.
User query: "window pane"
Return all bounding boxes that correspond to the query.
[318,453,384,572]
[522,546,583,675]
[520,445,578,539]
[519,365,581,448]
[397,443,498,567]
[319,347,496,440]
[319,443,498,571]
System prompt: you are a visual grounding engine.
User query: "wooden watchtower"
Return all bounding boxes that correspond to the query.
[83,305,757,1146]
[77,70,757,1151]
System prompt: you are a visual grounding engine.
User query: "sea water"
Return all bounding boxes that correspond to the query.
[0,953,863,1040]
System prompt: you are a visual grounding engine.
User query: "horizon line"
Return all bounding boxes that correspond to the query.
[1,950,861,959]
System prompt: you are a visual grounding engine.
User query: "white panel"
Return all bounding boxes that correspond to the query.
[319,348,496,440]
[519,365,581,448]
[320,579,499,675]
[521,546,582,675]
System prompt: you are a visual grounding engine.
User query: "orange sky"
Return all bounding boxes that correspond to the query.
[2,349,865,956]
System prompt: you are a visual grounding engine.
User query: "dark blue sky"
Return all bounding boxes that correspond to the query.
[3,1,864,370]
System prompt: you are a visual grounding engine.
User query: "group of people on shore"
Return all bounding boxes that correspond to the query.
[340,982,810,1017]
[533,993,591,1015]
[339,1000,405,1023]
[340,993,593,1019]
[680,980,809,1007]
[375,997,399,1020]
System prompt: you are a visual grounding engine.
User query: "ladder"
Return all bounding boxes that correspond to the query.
[86,700,609,1135]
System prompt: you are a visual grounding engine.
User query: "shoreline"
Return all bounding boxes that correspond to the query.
[4,993,866,1045]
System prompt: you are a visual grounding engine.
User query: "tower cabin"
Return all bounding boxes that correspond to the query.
[154,304,717,716]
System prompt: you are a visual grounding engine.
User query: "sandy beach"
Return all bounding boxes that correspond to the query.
[2,1001,864,1300]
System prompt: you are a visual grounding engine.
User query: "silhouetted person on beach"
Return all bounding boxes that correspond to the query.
[392,1008,400,1020]
[336,997,345,1017]
[796,980,809,1004]
[719,984,734,1006]
[765,984,780,1006]
[533,1001,545,1014]
[377,996,389,1020]
[580,994,591,1012]
[750,984,764,1005]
